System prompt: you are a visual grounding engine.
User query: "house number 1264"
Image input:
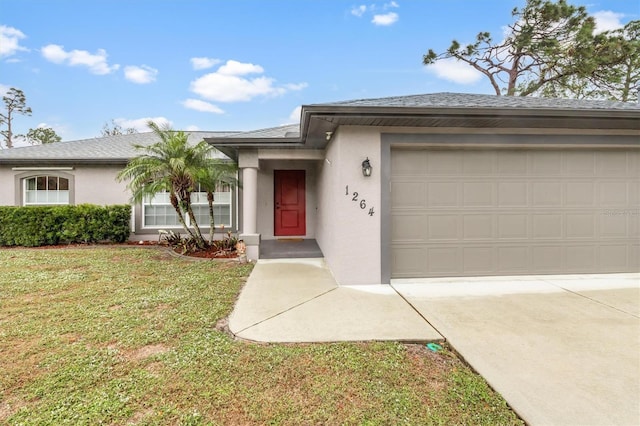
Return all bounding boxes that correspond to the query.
[345,185,375,216]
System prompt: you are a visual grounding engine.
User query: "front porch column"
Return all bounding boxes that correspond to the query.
[242,167,258,234]
[238,150,260,260]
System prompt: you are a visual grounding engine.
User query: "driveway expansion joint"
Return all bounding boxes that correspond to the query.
[390,283,446,341]
[541,279,640,319]
[232,287,338,335]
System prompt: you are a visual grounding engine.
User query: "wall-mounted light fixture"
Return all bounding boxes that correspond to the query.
[325,131,333,141]
[362,157,372,177]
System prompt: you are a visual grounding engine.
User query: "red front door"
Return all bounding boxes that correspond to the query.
[274,170,306,236]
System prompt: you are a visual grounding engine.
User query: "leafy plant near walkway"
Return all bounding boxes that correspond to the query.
[0,247,522,425]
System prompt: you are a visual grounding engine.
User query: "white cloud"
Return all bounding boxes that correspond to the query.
[41,44,119,75]
[284,82,309,91]
[353,2,400,25]
[41,44,66,62]
[351,5,367,17]
[0,25,28,57]
[372,12,399,26]
[288,106,302,123]
[593,11,625,34]
[190,59,307,102]
[190,57,221,70]
[218,60,263,76]
[182,98,224,114]
[0,83,11,95]
[11,135,28,147]
[115,117,172,133]
[425,58,483,84]
[124,65,158,84]
[191,73,278,102]
[185,125,200,131]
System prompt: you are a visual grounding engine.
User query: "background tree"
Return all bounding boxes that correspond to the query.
[117,121,222,249]
[101,119,138,137]
[539,20,639,101]
[0,87,32,148]
[26,126,62,145]
[605,20,640,102]
[423,0,637,99]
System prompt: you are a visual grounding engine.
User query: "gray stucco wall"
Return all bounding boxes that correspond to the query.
[1,167,20,205]
[0,166,28,205]
[0,165,128,206]
[73,166,130,205]
[316,126,383,285]
[315,135,338,273]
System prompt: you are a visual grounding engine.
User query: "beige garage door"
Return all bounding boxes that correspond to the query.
[391,149,640,278]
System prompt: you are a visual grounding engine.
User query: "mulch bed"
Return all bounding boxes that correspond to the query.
[180,247,238,259]
[127,241,238,259]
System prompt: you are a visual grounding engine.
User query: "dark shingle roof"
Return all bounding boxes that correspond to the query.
[220,124,300,139]
[0,131,237,163]
[316,92,640,111]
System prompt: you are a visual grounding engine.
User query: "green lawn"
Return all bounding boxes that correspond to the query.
[0,247,522,425]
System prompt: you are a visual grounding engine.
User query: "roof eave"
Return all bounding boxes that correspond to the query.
[0,158,131,166]
[207,103,640,154]
[302,104,640,119]
[205,137,307,162]
[301,105,639,145]
[204,137,302,145]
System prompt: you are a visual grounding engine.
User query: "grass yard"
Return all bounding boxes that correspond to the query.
[0,247,523,425]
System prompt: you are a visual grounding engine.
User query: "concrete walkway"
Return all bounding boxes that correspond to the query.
[229,259,640,426]
[228,258,442,342]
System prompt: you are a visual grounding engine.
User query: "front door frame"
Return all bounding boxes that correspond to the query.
[274,169,306,236]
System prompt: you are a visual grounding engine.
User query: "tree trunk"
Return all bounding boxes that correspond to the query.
[6,110,13,149]
[169,193,198,241]
[506,57,520,96]
[620,59,632,102]
[175,186,207,249]
[207,191,215,245]
[185,206,207,249]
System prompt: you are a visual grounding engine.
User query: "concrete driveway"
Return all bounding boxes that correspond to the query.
[393,273,640,426]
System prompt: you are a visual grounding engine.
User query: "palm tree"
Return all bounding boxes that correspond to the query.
[197,160,239,244]
[117,121,216,249]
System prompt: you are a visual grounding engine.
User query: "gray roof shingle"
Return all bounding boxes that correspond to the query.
[315,92,640,111]
[0,131,237,162]
[219,124,300,139]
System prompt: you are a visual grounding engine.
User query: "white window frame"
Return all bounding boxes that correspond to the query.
[23,175,70,205]
[142,186,232,229]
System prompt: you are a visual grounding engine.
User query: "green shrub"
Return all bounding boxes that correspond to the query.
[0,204,131,247]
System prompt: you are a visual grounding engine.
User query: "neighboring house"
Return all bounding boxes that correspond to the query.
[1,93,639,285]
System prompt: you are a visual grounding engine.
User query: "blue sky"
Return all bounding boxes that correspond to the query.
[1,0,637,144]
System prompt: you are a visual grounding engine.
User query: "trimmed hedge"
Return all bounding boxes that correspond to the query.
[0,204,131,247]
